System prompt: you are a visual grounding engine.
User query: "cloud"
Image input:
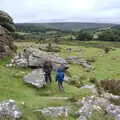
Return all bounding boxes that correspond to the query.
[0,0,120,23]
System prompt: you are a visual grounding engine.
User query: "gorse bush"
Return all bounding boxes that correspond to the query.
[100,79,120,95]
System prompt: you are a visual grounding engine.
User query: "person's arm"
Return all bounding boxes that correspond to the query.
[63,73,64,80]
[56,74,58,82]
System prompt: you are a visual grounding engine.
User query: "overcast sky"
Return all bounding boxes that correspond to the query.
[0,0,120,23]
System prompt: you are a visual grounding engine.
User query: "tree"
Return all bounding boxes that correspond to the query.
[76,31,93,41]
[98,29,120,42]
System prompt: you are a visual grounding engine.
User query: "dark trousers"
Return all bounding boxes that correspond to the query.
[45,72,52,83]
[58,81,63,90]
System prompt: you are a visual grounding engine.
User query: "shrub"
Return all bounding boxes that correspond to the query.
[104,47,111,54]
[89,77,97,84]
[68,76,84,88]
[100,79,120,95]
[67,96,80,102]
[87,57,96,63]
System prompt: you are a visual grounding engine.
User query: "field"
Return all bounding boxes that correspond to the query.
[0,41,120,119]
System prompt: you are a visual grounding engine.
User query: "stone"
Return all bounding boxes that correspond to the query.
[12,48,67,70]
[77,96,120,120]
[106,104,120,120]
[64,75,70,82]
[80,85,98,95]
[0,10,15,32]
[36,107,69,117]
[0,10,16,58]
[23,69,46,88]
[0,99,22,119]
[77,96,110,120]
[66,56,93,71]
[103,92,120,100]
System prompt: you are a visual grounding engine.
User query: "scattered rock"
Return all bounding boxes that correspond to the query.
[106,104,120,120]
[0,99,22,119]
[80,85,98,95]
[36,107,69,117]
[77,96,120,120]
[66,56,93,71]
[77,96,105,120]
[23,69,46,88]
[103,92,120,100]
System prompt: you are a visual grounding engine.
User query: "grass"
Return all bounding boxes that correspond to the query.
[0,57,91,120]
[1,41,120,119]
[89,111,114,120]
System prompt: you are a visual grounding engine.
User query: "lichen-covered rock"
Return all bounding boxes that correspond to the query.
[106,104,120,120]
[0,99,22,119]
[80,85,98,95]
[12,48,67,70]
[0,10,16,58]
[36,107,69,117]
[23,69,46,88]
[66,56,93,71]
[0,10,15,32]
[77,96,120,120]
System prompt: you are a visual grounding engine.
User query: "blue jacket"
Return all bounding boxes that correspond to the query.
[56,69,64,82]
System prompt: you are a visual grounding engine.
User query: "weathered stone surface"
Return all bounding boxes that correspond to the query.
[106,104,120,120]
[36,107,69,117]
[103,92,120,100]
[0,99,22,119]
[12,48,67,70]
[0,10,16,58]
[64,75,70,82]
[23,69,46,88]
[66,56,93,71]
[0,10,15,32]
[80,85,98,95]
[77,96,120,120]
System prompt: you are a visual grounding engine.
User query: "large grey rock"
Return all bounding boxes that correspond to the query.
[0,99,22,119]
[77,96,120,120]
[12,48,67,70]
[36,107,69,117]
[80,85,98,95]
[106,104,120,120]
[23,69,46,88]
[77,96,104,120]
[0,10,15,32]
[0,25,16,58]
[66,56,93,71]
[0,10,16,58]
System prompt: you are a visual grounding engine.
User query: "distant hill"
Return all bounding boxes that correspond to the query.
[15,22,116,32]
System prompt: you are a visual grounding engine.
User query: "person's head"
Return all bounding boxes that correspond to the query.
[57,68,63,73]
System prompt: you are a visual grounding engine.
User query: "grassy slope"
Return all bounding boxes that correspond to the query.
[0,41,119,119]
[59,43,120,81]
[0,57,90,120]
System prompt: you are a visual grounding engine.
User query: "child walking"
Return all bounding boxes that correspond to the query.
[56,68,64,91]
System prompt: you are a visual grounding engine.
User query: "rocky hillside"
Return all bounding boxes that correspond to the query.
[0,10,16,58]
